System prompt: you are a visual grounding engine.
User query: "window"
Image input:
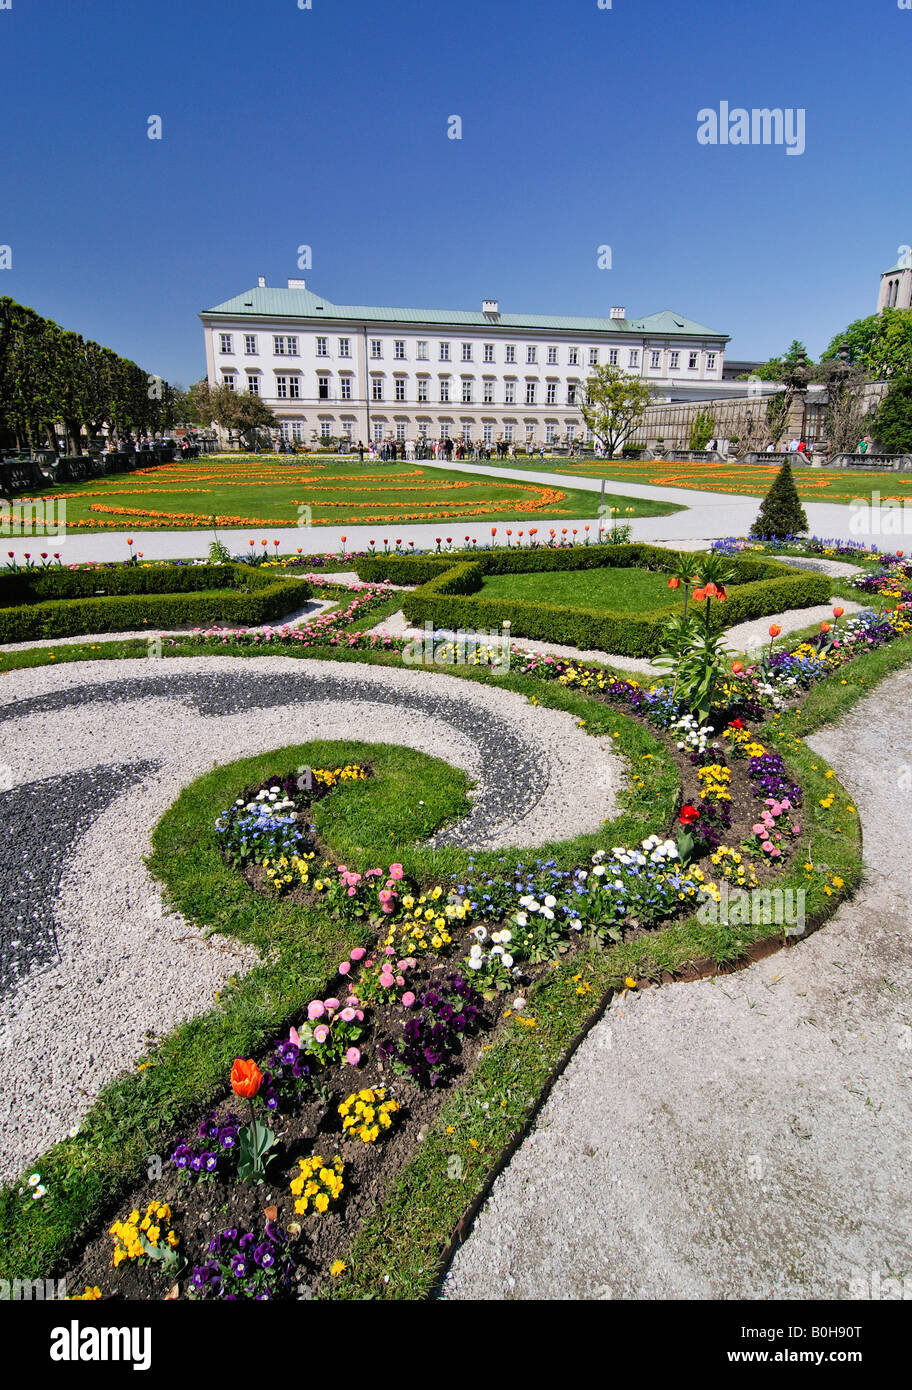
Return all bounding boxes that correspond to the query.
[484,343,495,363]
[395,378,406,401]
[546,424,556,444]
[219,334,232,354]
[343,421,353,439]
[629,350,639,368]
[292,421,303,442]
[525,382,537,405]
[669,350,680,370]
[526,423,535,440]
[650,350,662,369]
[462,424,472,443]
[526,345,537,364]
[338,337,351,357]
[340,377,352,400]
[504,423,514,442]
[483,424,493,443]
[289,376,300,399]
[505,344,516,364]
[371,378,383,401]
[504,381,516,404]
[707,352,717,371]
[394,339,406,360]
[439,342,450,360]
[608,349,618,365]
[222,372,236,390]
[440,423,450,440]
[244,334,257,355]
[568,347,579,366]
[316,336,328,357]
[546,382,557,404]
[483,380,494,404]
[462,379,473,403]
[418,423,428,439]
[567,384,577,405]
[589,348,599,365]
[416,340,429,360]
[439,379,450,403]
[318,374,330,400]
[373,423,383,443]
[689,352,699,369]
[246,373,260,395]
[547,347,558,365]
[461,342,473,362]
[275,375,288,398]
[370,339,382,358]
[279,422,290,442]
[274,335,298,356]
[396,423,406,442]
[274,375,299,398]
[417,378,429,402]
[320,421,332,439]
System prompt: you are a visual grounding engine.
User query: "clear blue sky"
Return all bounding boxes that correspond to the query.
[0,0,908,386]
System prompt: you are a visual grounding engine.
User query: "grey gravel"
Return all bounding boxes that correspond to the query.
[0,656,623,1180]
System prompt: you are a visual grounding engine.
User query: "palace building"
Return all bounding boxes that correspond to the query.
[200,280,730,447]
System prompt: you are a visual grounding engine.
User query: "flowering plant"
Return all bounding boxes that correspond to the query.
[189,1221,298,1300]
[289,1154,345,1215]
[379,974,487,1087]
[110,1201,180,1270]
[171,1112,242,1179]
[338,1087,400,1142]
[298,1000,366,1067]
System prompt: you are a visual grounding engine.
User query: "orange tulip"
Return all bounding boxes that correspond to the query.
[769,624,782,638]
[667,576,681,589]
[716,586,728,601]
[731,661,744,674]
[231,1058,263,1098]
[898,550,905,558]
[820,621,831,634]
[832,606,844,618]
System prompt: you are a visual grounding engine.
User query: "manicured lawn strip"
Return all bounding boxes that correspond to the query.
[30,456,681,530]
[480,565,676,611]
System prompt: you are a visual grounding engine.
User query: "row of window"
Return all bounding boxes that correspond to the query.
[217,332,716,373]
[276,419,591,445]
[223,371,593,405]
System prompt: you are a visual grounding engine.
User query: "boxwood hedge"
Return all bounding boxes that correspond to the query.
[0,564,312,642]
[354,545,832,658]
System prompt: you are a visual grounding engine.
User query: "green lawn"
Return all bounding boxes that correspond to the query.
[481,565,678,612]
[33,454,681,532]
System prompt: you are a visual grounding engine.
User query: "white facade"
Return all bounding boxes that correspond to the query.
[201,283,729,447]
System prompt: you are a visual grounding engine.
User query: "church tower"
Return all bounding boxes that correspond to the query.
[878,248,912,313]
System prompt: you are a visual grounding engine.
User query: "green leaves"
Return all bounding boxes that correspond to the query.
[237,1118,278,1182]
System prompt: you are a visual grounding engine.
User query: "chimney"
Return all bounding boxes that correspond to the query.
[482,298,499,315]
[609,306,626,319]
[257,276,266,288]
[287,278,307,289]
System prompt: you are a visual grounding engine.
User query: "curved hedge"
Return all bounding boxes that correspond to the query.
[0,564,312,642]
[355,545,832,658]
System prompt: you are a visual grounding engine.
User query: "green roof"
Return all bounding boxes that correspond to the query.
[201,285,728,339]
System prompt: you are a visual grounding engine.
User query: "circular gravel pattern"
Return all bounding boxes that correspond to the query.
[0,656,624,1180]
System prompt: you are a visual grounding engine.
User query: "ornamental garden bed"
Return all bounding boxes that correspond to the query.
[355,543,832,658]
[0,563,312,642]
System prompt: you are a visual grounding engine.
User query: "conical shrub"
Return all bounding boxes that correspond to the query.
[749,459,808,539]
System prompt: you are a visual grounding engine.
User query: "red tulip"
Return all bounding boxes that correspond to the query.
[769,624,782,638]
[832,606,844,618]
[678,804,701,826]
[230,1058,263,1098]
[731,661,744,674]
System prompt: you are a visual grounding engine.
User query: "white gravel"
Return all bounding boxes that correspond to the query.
[0,656,624,1180]
[442,667,912,1301]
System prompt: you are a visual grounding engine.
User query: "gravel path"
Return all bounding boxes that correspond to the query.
[0,657,624,1180]
[442,667,912,1301]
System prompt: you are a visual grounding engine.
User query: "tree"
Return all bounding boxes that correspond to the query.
[746,340,811,382]
[765,391,791,447]
[821,309,912,379]
[688,410,715,451]
[232,392,276,447]
[749,459,808,539]
[579,364,652,456]
[872,375,912,453]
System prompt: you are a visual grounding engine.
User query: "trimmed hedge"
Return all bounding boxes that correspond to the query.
[357,545,832,658]
[0,564,312,642]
